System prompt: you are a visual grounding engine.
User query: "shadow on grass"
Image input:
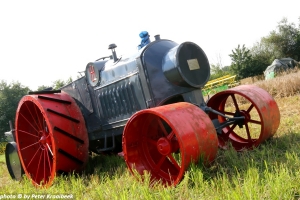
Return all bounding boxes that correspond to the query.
[193,130,300,182]
[84,153,127,176]
[54,153,127,186]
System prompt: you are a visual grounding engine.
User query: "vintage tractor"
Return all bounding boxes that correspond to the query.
[4,34,280,187]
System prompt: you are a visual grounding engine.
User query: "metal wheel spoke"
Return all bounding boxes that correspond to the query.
[44,149,46,183]
[27,147,41,169]
[248,119,261,125]
[145,137,157,146]
[25,103,41,131]
[156,118,168,137]
[231,94,240,112]
[167,131,175,140]
[35,150,43,181]
[46,143,53,156]
[155,155,167,171]
[33,105,44,131]
[226,123,238,136]
[18,129,39,138]
[246,104,254,113]
[43,120,49,134]
[21,141,40,151]
[19,113,40,134]
[245,123,252,141]
[45,147,52,174]
[167,154,181,171]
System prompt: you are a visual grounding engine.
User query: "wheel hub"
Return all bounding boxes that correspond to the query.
[39,135,47,145]
[234,110,250,128]
[157,137,171,155]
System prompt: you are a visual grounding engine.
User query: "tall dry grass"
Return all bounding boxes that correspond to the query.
[254,68,300,98]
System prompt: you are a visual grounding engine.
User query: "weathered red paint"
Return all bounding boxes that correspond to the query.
[122,102,218,186]
[15,92,89,187]
[207,85,280,151]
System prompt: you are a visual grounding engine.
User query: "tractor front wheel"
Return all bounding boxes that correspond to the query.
[122,102,218,186]
[207,85,280,151]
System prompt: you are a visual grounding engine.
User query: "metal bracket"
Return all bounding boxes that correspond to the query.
[95,134,116,152]
[200,105,245,135]
[146,99,155,108]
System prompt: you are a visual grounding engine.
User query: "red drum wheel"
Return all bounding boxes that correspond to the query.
[122,102,218,186]
[207,85,280,151]
[15,92,89,187]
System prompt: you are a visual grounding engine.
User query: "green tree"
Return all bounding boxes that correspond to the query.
[52,77,73,90]
[210,64,231,80]
[261,18,300,60]
[37,77,74,91]
[0,81,30,141]
[229,44,253,79]
[251,41,276,65]
[209,53,232,80]
[52,79,65,90]
[229,44,267,79]
[37,85,52,91]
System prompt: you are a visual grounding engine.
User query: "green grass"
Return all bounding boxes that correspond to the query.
[0,154,4,163]
[1,96,300,199]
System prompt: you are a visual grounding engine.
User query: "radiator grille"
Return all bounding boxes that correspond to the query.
[99,80,140,119]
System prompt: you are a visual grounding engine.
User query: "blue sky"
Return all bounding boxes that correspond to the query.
[0,0,299,90]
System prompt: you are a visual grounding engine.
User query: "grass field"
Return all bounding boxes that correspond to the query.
[1,72,300,199]
[0,154,4,163]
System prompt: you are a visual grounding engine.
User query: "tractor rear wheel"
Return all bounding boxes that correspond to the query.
[207,85,280,151]
[122,102,218,186]
[15,91,89,187]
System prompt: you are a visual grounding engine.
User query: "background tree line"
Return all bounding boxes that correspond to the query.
[210,17,300,80]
